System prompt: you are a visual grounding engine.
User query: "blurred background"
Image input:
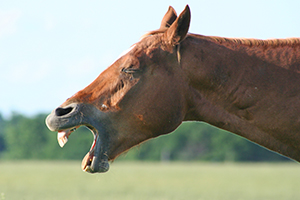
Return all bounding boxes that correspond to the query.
[1,0,300,162]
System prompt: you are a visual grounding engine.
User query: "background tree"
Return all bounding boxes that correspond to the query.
[0,113,291,162]
[0,114,6,156]
[119,122,290,162]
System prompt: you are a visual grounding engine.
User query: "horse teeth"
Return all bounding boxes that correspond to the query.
[57,131,69,147]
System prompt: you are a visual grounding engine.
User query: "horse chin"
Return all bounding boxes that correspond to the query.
[81,151,109,173]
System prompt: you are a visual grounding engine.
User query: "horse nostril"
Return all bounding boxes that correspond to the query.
[55,107,73,117]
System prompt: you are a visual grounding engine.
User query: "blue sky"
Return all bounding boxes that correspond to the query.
[1,0,300,118]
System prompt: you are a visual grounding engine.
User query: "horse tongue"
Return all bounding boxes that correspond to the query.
[57,130,71,147]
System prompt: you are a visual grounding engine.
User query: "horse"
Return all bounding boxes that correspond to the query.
[46,5,300,173]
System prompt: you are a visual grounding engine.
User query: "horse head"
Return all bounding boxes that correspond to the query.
[46,6,191,173]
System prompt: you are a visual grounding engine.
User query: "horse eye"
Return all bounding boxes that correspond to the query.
[121,67,139,74]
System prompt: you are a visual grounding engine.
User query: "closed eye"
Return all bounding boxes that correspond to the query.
[121,67,140,74]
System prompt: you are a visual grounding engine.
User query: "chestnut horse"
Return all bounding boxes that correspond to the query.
[46,5,300,173]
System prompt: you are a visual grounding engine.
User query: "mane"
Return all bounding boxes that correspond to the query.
[143,30,300,48]
[189,33,300,48]
[140,29,166,41]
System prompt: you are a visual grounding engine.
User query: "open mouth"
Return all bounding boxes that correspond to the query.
[57,125,109,173]
[46,103,110,173]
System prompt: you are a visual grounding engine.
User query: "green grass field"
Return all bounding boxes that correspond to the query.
[0,161,299,200]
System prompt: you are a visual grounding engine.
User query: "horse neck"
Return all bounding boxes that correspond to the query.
[180,35,300,161]
[181,35,300,125]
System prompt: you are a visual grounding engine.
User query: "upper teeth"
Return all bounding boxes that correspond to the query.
[57,126,80,147]
[57,131,69,147]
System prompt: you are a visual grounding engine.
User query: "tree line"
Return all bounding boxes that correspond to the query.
[0,112,290,162]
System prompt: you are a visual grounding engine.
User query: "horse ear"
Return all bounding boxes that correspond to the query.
[160,6,177,29]
[165,5,190,45]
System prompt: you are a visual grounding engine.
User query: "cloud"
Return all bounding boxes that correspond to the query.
[0,9,21,37]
